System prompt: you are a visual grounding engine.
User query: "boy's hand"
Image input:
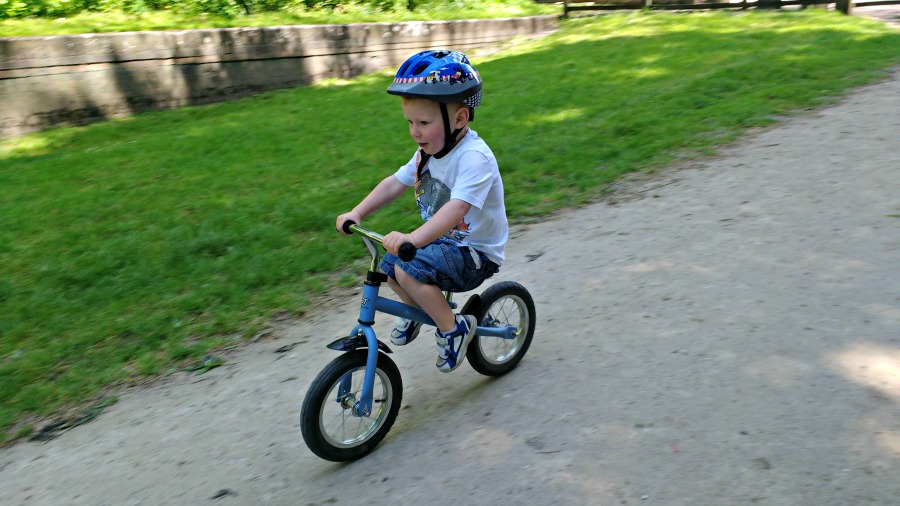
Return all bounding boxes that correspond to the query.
[382,232,416,256]
[335,211,362,235]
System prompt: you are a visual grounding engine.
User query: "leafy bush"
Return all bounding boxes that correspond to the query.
[0,0,558,35]
[0,0,424,19]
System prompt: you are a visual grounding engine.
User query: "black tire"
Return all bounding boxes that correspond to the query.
[300,349,402,462]
[466,281,536,376]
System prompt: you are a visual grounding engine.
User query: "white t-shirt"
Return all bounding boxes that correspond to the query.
[393,128,508,266]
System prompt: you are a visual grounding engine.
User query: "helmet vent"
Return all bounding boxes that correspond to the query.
[412,63,430,76]
[464,90,482,108]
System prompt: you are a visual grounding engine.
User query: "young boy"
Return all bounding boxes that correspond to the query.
[336,50,508,373]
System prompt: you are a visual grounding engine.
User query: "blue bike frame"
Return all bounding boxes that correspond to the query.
[331,225,518,418]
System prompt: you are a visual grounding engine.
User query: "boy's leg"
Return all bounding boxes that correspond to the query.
[385,276,422,346]
[395,265,476,373]
[394,267,455,331]
[382,241,487,371]
[386,276,417,307]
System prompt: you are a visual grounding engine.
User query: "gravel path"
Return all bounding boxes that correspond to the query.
[2,68,898,506]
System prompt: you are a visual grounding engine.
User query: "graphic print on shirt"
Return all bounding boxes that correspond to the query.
[415,170,471,242]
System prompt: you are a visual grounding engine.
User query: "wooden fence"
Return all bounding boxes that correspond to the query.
[541,0,900,16]
[0,16,559,138]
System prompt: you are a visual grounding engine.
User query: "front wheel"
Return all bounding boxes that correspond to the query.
[300,349,402,462]
[466,281,536,376]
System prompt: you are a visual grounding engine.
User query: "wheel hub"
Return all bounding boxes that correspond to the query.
[339,394,357,410]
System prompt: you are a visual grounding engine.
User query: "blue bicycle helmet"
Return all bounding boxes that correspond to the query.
[387,50,483,109]
[388,50,483,159]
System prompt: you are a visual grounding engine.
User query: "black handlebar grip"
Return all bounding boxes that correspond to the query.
[341,220,356,235]
[398,243,417,262]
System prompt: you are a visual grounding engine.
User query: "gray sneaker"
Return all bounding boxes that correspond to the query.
[435,314,477,373]
[390,317,422,346]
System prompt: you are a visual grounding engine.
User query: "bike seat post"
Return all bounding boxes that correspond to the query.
[444,291,458,310]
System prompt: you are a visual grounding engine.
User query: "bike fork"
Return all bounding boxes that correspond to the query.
[336,282,382,417]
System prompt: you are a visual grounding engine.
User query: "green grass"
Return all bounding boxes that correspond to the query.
[1,10,899,442]
[0,0,559,37]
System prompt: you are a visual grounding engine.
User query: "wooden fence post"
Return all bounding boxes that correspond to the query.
[836,0,852,14]
[643,0,653,8]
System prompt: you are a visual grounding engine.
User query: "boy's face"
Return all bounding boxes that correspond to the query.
[401,99,466,155]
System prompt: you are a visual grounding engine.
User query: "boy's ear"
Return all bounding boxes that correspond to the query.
[453,104,470,128]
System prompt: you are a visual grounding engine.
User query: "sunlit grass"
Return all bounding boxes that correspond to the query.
[1,10,899,442]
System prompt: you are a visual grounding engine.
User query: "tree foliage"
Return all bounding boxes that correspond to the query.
[0,0,412,19]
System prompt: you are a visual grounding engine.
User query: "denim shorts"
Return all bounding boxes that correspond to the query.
[381,239,499,293]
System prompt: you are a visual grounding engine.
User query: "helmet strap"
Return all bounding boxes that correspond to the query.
[416,148,431,182]
[434,102,463,159]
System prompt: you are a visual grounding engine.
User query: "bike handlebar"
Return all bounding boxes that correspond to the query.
[340,221,417,262]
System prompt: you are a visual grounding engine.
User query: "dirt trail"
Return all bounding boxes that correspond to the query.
[853,4,900,28]
[2,67,899,506]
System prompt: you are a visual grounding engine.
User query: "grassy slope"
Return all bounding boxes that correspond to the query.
[1,10,898,441]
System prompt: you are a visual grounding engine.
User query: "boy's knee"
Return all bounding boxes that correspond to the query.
[394,265,416,285]
[386,275,399,289]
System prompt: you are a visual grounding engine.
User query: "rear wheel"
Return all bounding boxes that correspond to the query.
[300,350,402,462]
[466,281,536,376]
